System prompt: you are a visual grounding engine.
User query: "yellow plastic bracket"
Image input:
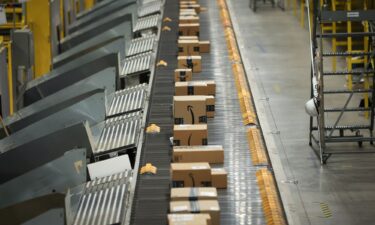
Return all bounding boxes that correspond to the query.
[157,60,168,67]
[163,17,172,22]
[162,26,171,31]
[146,124,160,133]
[140,163,157,175]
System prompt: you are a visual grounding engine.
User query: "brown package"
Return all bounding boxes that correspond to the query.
[171,162,212,187]
[178,39,200,56]
[171,187,218,201]
[179,23,200,37]
[179,36,198,40]
[174,96,207,124]
[199,41,211,53]
[177,55,202,73]
[175,81,208,95]
[205,96,215,118]
[211,168,227,189]
[173,145,224,164]
[173,124,208,146]
[170,200,220,225]
[179,11,197,17]
[175,69,193,82]
[180,4,201,13]
[168,214,211,225]
[175,81,215,96]
[179,15,200,24]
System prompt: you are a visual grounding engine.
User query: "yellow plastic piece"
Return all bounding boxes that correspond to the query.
[248,127,268,165]
[256,169,287,225]
[140,163,157,175]
[157,60,168,67]
[162,26,171,31]
[163,17,172,22]
[146,124,160,133]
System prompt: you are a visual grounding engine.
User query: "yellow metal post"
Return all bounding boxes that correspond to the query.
[300,0,305,28]
[26,0,52,78]
[346,0,352,90]
[84,0,95,10]
[5,42,14,115]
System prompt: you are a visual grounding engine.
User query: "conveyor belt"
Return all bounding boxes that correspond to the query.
[133,14,160,33]
[138,0,163,18]
[95,112,142,156]
[131,0,266,224]
[72,171,132,225]
[120,52,153,77]
[107,83,148,117]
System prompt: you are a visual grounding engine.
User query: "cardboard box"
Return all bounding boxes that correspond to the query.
[180,4,201,13]
[179,15,200,24]
[171,162,212,187]
[179,36,198,41]
[174,96,207,124]
[170,200,220,225]
[178,39,200,56]
[199,41,210,53]
[178,55,202,73]
[205,96,215,118]
[171,187,218,201]
[175,81,215,96]
[211,168,227,189]
[173,124,208,146]
[179,23,200,37]
[175,81,208,95]
[173,145,224,163]
[180,1,198,4]
[168,214,211,225]
[175,69,193,82]
[180,11,197,16]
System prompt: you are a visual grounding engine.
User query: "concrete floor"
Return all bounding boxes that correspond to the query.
[227,1,375,224]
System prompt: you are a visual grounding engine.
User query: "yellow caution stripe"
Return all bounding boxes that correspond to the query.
[256,169,287,225]
[248,127,269,166]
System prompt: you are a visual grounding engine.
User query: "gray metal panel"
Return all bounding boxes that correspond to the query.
[133,14,159,32]
[54,36,125,68]
[126,35,155,56]
[68,170,132,225]
[24,53,120,106]
[137,0,163,17]
[107,83,148,117]
[0,148,87,209]
[60,10,133,51]
[95,112,142,155]
[75,0,121,20]
[121,52,152,77]
[4,87,107,133]
[63,0,76,35]
[0,122,94,185]
[50,0,62,57]
[68,0,135,34]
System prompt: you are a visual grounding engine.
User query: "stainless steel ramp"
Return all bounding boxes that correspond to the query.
[95,112,142,156]
[120,52,153,77]
[127,35,156,57]
[71,171,132,225]
[138,0,163,17]
[133,14,160,33]
[107,83,148,118]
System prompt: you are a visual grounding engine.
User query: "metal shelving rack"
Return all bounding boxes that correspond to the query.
[308,0,375,163]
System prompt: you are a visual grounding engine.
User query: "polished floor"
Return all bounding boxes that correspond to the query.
[227,1,375,224]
